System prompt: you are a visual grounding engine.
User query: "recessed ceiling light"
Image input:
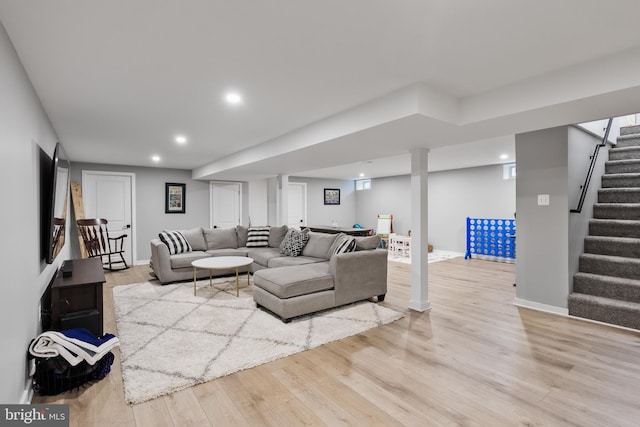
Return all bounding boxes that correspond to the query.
[175,135,187,144]
[225,91,243,105]
[500,153,509,160]
[359,173,365,177]
[151,155,161,163]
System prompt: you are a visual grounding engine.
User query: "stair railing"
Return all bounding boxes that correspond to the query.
[570,118,613,213]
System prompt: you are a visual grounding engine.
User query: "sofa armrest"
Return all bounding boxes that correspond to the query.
[150,239,171,282]
[330,249,388,306]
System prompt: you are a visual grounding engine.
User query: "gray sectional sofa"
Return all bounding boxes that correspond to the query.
[149,226,388,322]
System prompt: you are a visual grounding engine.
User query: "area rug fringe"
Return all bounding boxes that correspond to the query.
[113,279,403,404]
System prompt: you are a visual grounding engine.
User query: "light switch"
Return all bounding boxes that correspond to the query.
[538,194,550,206]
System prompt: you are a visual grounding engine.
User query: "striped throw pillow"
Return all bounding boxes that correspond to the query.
[246,226,270,247]
[159,230,192,254]
[333,236,356,255]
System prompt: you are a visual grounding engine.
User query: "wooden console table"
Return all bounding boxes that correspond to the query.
[308,225,372,236]
[49,258,105,336]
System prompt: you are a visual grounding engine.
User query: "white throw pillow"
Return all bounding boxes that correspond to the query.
[246,226,270,247]
[333,235,356,255]
[159,230,192,255]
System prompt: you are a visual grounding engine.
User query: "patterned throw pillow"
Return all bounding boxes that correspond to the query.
[280,229,310,257]
[159,230,192,255]
[333,235,356,255]
[246,226,270,247]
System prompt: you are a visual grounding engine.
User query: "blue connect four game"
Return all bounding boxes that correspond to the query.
[465,217,516,260]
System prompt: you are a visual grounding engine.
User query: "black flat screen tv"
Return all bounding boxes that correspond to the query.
[45,142,71,264]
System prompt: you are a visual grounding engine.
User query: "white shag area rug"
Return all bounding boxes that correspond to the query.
[113,279,403,404]
[388,249,463,265]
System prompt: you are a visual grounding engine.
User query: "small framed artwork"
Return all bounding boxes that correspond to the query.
[324,188,340,205]
[165,183,186,214]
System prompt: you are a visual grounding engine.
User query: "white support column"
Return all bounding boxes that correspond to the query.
[276,174,289,226]
[409,148,431,312]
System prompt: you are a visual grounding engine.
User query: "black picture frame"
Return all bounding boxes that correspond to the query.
[324,188,340,205]
[165,183,186,214]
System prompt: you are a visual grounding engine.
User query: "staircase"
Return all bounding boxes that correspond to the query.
[568,124,640,330]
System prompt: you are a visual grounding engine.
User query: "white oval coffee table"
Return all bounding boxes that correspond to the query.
[191,256,254,297]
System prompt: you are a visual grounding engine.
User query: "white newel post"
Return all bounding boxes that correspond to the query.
[409,148,431,311]
[276,174,289,227]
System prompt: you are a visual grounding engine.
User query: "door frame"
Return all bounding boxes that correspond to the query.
[81,170,137,265]
[288,182,308,228]
[209,181,243,228]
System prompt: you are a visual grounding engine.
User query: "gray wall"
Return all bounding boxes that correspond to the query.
[429,165,516,252]
[355,175,412,235]
[356,165,516,252]
[515,127,569,309]
[290,177,356,228]
[568,126,609,292]
[70,163,211,262]
[0,23,63,403]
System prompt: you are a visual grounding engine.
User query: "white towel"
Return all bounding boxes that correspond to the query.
[29,330,120,366]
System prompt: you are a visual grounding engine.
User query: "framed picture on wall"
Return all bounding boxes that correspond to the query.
[165,183,186,213]
[324,188,340,205]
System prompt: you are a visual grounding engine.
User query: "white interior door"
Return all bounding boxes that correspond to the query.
[288,182,307,228]
[210,182,241,229]
[82,171,135,264]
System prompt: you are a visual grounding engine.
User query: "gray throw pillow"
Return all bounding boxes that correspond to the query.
[354,235,381,251]
[236,225,248,247]
[268,225,289,248]
[302,231,339,259]
[204,227,239,250]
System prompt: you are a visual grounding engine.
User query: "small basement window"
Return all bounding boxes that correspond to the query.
[355,179,371,190]
[503,163,516,180]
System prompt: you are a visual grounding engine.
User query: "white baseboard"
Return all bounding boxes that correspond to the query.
[515,298,640,334]
[409,299,432,312]
[513,298,568,316]
[566,314,640,334]
[20,378,33,404]
[135,259,150,266]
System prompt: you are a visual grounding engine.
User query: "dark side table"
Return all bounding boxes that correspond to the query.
[49,258,105,336]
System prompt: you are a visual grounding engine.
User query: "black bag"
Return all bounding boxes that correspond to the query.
[32,352,114,396]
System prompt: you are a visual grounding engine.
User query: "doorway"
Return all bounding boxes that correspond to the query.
[288,182,307,228]
[82,171,135,265]
[210,182,242,229]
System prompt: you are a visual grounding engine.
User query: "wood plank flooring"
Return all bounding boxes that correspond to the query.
[33,258,640,426]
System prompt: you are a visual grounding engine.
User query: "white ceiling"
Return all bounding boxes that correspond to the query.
[2,1,640,180]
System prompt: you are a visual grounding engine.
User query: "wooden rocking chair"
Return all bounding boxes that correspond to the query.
[77,218,129,270]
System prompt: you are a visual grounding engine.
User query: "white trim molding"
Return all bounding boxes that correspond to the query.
[513,298,569,316]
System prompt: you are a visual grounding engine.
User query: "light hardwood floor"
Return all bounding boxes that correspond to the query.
[33,258,640,426]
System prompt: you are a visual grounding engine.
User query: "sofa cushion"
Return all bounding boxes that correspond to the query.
[236,225,249,247]
[280,228,310,257]
[204,227,239,250]
[301,231,339,260]
[246,247,282,266]
[246,226,270,247]
[355,235,381,251]
[268,225,289,248]
[253,263,334,299]
[169,251,209,269]
[159,230,192,254]
[331,235,357,255]
[174,227,206,251]
[205,248,249,257]
[268,256,324,268]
